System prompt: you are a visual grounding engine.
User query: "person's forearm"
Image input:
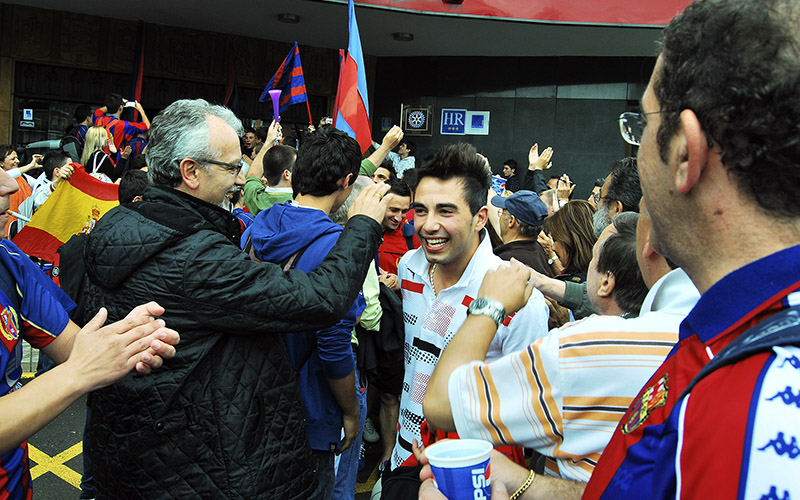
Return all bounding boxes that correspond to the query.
[327,371,358,417]
[19,162,36,174]
[140,109,150,129]
[40,321,79,364]
[489,452,585,500]
[424,314,497,431]
[521,475,586,500]
[248,144,270,179]
[549,258,565,276]
[523,169,548,194]
[0,363,87,454]
[535,274,568,301]
[366,143,392,171]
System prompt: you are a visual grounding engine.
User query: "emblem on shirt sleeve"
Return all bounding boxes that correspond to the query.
[622,374,669,434]
[0,305,20,356]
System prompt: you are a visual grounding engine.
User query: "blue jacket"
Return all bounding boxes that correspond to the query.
[245,202,365,451]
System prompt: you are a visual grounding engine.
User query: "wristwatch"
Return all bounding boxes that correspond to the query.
[467,297,506,328]
[548,254,559,265]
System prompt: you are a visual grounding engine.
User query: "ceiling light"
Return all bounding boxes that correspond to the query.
[392,32,414,42]
[277,13,300,24]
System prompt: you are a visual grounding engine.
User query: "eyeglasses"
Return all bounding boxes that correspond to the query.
[619,110,715,148]
[618,111,670,146]
[194,158,244,176]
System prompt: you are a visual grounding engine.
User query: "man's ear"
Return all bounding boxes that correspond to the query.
[179,159,201,190]
[596,271,616,298]
[339,173,354,190]
[642,238,657,260]
[283,169,292,183]
[608,199,624,217]
[674,109,709,195]
[507,214,517,230]
[474,206,489,232]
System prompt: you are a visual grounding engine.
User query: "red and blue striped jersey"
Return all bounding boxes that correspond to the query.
[585,244,800,500]
[93,109,148,157]
[0,240,72,500]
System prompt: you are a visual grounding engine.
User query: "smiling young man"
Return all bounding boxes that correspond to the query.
[389,143,549,471]
[377,178,414,280]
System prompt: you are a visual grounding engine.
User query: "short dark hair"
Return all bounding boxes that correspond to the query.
[255,127,268,142]
[263,145,297,186]
[606,157,641,213]
[292,127,361,198]
[378,158,399,182]
[118,169,149,203]
[74,105,92,123]
[386,177,411,198]
[656,0,800,218]
[416,143,490,215]
[401,168,418,193]
[0,145,13,162]
[597,212,648,314]
[104,93,123,113]
[402,140,417,157]
[516,218,542,239]
[43,152,69,180]
[503,159,518,173]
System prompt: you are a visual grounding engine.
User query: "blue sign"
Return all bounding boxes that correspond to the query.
[381,117,392,132]
[441,109,466,135]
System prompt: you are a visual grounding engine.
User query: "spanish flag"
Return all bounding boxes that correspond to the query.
[13,164,118,262]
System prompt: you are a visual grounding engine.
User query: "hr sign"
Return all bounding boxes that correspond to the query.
[441,109,490,136]
[441,109,466,135]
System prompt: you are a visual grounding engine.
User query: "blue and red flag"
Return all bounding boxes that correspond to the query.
[334,0,372,153]
[260,41,308,118]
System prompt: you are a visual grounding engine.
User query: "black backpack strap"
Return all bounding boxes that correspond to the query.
[679,304,800,401]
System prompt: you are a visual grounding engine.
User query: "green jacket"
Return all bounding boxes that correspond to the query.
[243,177,293,215]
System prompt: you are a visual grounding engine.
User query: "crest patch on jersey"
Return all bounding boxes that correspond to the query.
[622,374,669,434]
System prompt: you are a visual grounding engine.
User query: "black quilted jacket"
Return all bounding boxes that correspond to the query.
[82,186,383,499]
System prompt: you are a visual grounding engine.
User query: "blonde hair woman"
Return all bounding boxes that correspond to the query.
[81,126,129,182]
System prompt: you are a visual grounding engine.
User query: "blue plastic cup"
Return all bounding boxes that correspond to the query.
[425,439,492,500]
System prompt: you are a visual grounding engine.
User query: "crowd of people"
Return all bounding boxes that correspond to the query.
[0,0,798,498]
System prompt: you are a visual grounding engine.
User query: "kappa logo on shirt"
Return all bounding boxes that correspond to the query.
[622,374,669,434]
[0,306,19,349]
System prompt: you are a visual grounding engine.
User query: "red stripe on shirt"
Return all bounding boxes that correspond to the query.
[401,280,424,294]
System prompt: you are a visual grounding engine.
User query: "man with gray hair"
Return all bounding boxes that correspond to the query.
[81,99,393,499]
[592,157,641,237]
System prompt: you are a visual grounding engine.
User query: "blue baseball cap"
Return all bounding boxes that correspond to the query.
[491,190,549,227]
